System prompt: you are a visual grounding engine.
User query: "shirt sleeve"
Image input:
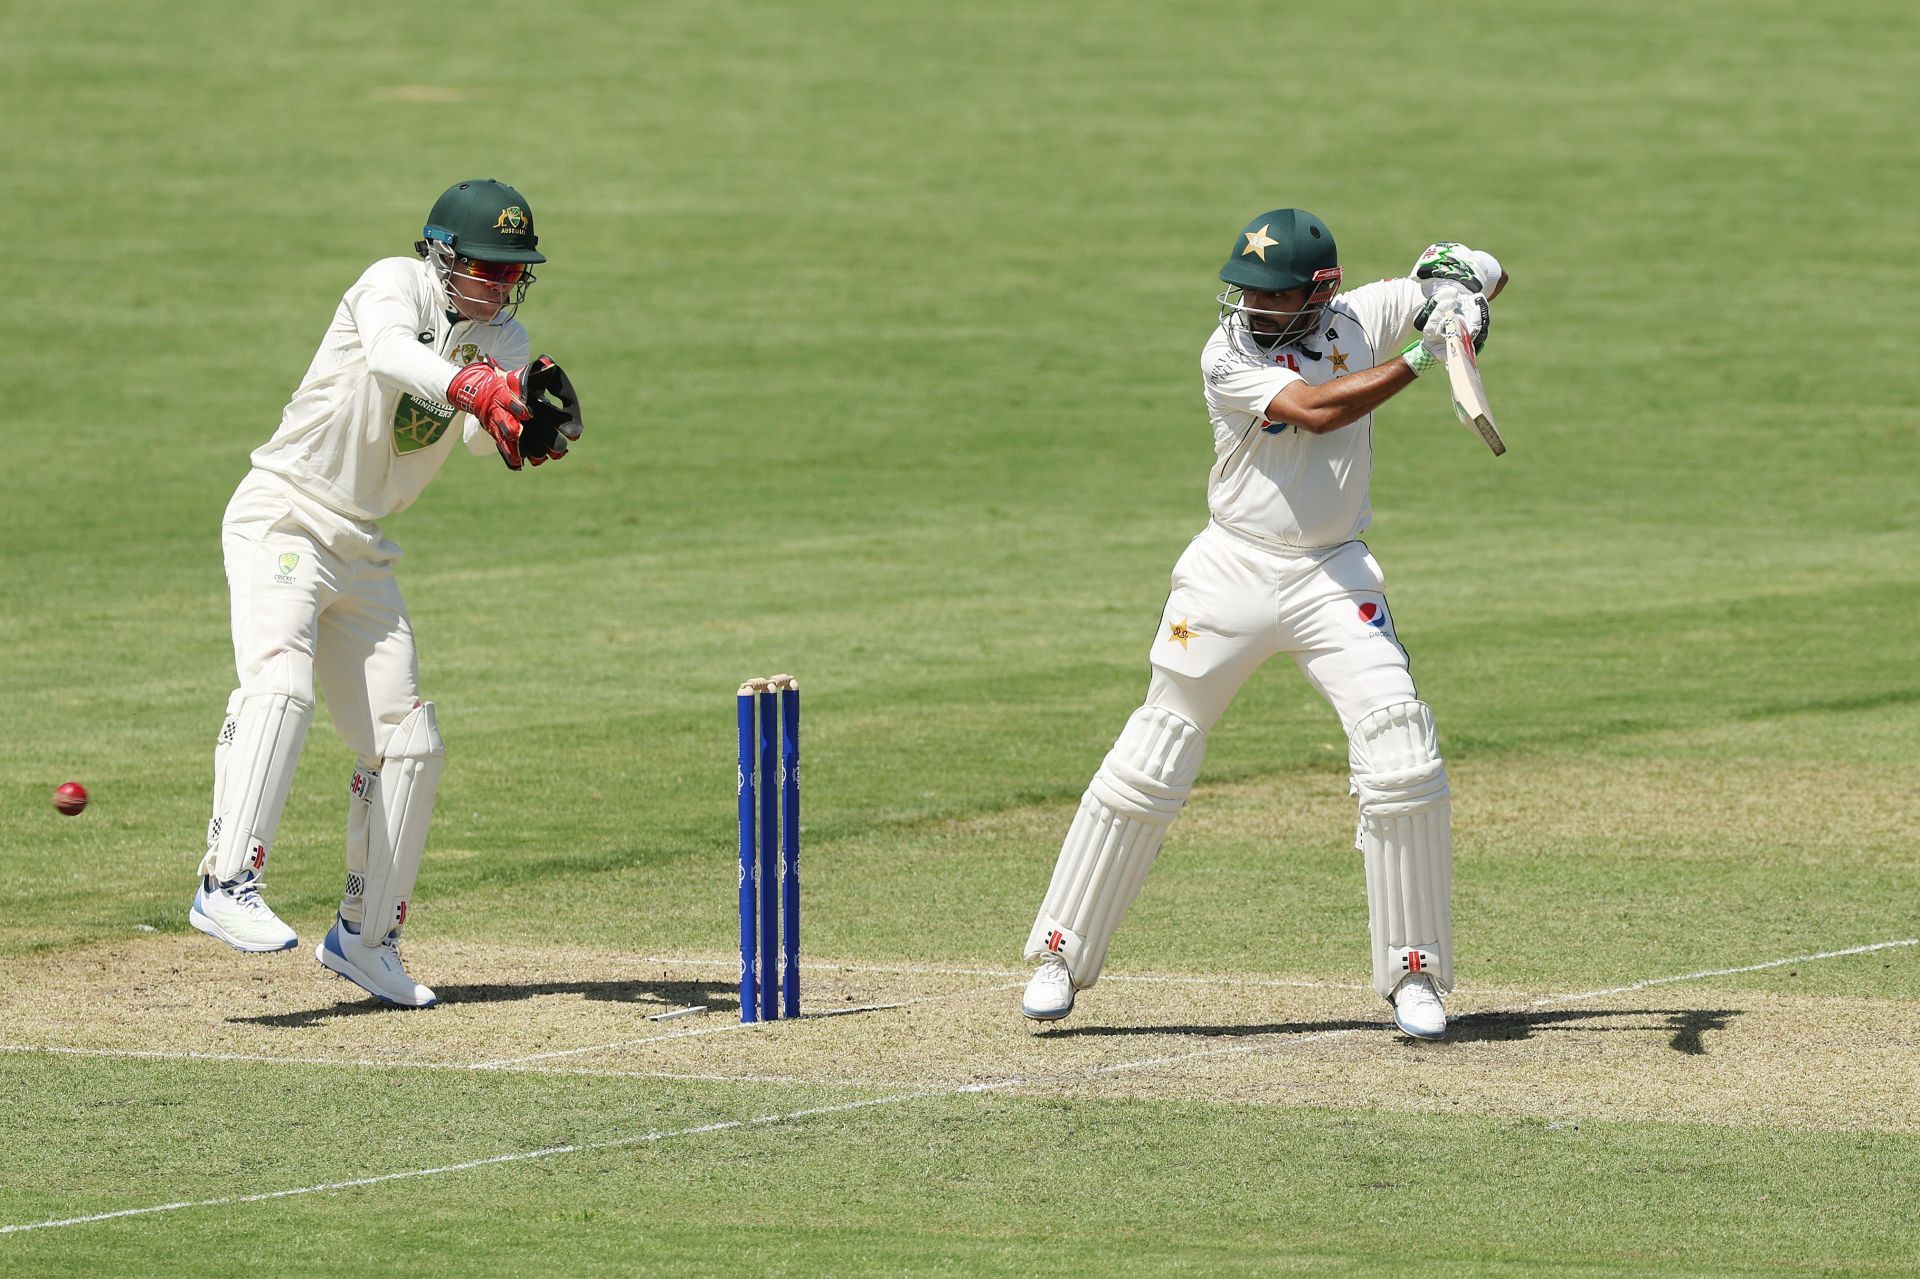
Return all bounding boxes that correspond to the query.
[347,260,463,405]
[1339,277,1427,356]
[1203,339,1303,426]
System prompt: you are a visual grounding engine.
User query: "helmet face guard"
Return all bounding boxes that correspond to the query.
[1217,265,1342,350]
[421,237,536,325]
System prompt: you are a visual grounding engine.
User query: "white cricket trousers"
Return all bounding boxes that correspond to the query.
[222,469,421,763]
[1146,523,1419,733]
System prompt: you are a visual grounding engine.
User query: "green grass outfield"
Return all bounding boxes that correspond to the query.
[2,1,1917,1274]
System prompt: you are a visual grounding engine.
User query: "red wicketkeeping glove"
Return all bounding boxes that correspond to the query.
[446,359,532,470]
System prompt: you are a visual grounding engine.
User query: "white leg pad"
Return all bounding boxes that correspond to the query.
[1025,705,1206,989]
[200,654,314,883]
[358,701,444,946]
[1350,701,1454,999]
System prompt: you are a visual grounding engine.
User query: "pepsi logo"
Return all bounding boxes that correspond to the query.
[1358,603,1388,629]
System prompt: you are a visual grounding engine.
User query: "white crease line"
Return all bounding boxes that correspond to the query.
[619,954,1376,990]
[1533,937,1918,1006]
[0,1085,1014,1238]
[469,981,1023,1069]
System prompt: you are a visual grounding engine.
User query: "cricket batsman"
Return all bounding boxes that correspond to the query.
[189,179,583,1007]
[1021,209,1505,1038]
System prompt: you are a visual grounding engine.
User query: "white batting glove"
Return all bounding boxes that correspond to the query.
[1402,292,1490,375]
[1412,242,1502,298]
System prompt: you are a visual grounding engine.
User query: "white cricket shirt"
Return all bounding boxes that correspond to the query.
[249,256,532,522]
[1200,276,1424,551]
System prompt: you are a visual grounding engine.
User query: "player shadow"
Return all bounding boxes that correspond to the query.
[1053,1007,1740,1054]
[1446,1007,1740,1054]
[229,978,724,1029]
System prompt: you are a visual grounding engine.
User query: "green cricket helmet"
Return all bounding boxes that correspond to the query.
[1216,208,1342,349]
[415,179,543,324]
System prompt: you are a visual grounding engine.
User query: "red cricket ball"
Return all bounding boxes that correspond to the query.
[54,782,88,816]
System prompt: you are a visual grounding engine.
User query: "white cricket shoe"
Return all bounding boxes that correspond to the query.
[1391,973,1447,1040]
[189,872,297,953]
[1021,954,1076,1022]
[316,915,437,1008]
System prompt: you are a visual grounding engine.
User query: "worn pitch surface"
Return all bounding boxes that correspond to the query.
[7,937,1913,1138]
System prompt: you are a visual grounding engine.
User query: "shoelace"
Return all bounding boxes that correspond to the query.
[221,876,271,913]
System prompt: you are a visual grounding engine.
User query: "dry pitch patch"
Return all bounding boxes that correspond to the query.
[4,935,1914,1136]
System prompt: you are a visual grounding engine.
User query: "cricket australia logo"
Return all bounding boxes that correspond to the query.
[274,552,300,584]
[393,394,456,454]
[453,342,481,366]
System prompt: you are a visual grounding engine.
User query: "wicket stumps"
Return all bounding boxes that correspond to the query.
[736,675,800,1022]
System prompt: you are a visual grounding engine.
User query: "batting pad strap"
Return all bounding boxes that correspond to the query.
[1388,947,1441,980]
[1349,701,1450,814]
[1085,706,1207,825]
[360,702,445,945]
[1351,761,1449,815]
[200,654,315,882]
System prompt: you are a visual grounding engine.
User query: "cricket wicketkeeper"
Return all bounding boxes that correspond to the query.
[189,179,583,1006]
[1021,209,1504,1038]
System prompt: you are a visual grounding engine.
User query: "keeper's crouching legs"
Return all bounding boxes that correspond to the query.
[1024,705,1208,1014]
[1350,701,1453,1036]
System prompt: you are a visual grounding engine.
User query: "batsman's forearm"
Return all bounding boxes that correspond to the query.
[1265,359,1417,434]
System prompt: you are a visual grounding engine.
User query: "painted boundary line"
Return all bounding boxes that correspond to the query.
[2,935,1911,1237]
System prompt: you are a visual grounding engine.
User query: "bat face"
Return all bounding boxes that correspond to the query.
[1443,320,1506,456]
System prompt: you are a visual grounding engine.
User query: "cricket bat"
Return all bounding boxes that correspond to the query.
[1443,318,1505,456]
